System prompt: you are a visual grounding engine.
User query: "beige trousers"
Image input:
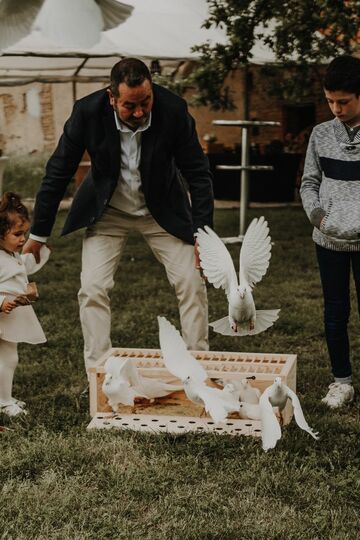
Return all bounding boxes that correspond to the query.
[0,339,18,405]
[78,207,208,370]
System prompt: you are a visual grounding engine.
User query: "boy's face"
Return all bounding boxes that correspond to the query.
[324,90,360,127]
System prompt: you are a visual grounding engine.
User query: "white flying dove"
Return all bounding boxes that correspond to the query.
[196,218,280,336]
[102,355,182,412]
[0,0,133,50]
[259,377,319,451]
[157,316,240,424]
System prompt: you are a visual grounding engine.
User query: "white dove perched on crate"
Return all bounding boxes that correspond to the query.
[259,377,319,451]
[157,316,240,424]
[223,377,261,404]
[195,217,280,336]
[102,355,182,413]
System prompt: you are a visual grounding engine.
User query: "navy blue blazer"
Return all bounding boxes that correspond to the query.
[31,84,214,244]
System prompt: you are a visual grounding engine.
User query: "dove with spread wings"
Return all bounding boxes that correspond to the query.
[157,316,240,424]
[196,217,280,336]
[259,377,319,451]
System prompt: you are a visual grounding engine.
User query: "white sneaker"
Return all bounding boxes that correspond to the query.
[0,402,28,417]
[321,382,354,409]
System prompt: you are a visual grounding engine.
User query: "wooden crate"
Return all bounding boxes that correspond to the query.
[87,348,297,437]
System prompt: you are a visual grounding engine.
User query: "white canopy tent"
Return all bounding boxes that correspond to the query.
[0,0,276,87]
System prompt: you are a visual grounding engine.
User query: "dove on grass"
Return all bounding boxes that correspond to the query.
[157,316,240,424]
[102,355,182,412]
[195,217,280,336]
[259,377,319,451]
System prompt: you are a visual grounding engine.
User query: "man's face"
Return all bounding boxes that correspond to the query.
[108,79,153,130]
[324,90,360,127]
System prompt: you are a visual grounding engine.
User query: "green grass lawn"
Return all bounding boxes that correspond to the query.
[0,206,359,539]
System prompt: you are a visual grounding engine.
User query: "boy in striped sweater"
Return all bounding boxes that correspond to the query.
[300,55,360,408]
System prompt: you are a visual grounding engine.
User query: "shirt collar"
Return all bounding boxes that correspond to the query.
[113,111,152,134]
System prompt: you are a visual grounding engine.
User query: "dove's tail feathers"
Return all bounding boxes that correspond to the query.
[209,316,233,336]
[209,309,280,337]
[252,309,280,334]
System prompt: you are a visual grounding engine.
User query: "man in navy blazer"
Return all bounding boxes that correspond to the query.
[23,58,214,372]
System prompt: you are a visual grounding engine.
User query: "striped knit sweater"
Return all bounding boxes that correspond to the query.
[300,117,360,251]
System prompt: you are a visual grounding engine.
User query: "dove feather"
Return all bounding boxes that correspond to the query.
[0,0,44,50]
[196,226,238,295]
[286,387,319,440]
[104,356,141,387]
[209,309,280,336]
[96,0,134,30]
[239,217,272,288]
[157,316,207,382]
[196,384,240,424]
[259,389,282,451]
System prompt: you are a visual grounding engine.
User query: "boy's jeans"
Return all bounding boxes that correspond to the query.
[316,244,360,380]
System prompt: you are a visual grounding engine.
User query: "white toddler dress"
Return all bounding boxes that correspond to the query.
[0,245,50,344]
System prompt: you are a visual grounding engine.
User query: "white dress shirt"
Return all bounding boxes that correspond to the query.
[109,110,151,216]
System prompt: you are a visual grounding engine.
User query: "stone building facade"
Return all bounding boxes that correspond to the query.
[0,64,332,158]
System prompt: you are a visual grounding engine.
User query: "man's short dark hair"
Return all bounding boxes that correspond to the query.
[324,55,360,96]
[110,58,152,96]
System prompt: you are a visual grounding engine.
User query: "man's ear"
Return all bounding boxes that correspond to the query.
[107,88,115,106]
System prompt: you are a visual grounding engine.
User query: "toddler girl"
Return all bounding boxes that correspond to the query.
[0,192,50,416]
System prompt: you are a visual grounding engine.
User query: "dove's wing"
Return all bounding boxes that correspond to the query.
[158,317,207,382]
[210,309,280,336]
[96,0,133,30]
[197,385,238,424]
[119,358,142,387]
[0,0,44,50]
[239,216,271,287]
[196,226,238,295]
[136,377,182,399]
[285,386,319,440]
[259,389,282,451]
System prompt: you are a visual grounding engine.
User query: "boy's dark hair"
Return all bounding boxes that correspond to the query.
[324,55,360,96]
[110,58,152,96]
[0,191,29,239]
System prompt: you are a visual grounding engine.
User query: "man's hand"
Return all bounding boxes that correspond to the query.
[1,298,17,314]
[22,239,46,264]
[194,240,207,281]
[194,240,201,269]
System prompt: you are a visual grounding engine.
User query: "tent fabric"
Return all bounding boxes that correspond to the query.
[0,0,275,86]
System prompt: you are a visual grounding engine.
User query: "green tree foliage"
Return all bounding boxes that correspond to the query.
[191,0,360,109]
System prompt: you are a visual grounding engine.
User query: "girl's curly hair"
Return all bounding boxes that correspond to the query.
[0,192,29,239]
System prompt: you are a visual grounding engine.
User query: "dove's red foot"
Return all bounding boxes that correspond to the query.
[230,320,238,333]
[249,320,255,331]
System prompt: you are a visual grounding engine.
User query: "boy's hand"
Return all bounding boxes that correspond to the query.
[1,298,17,314]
